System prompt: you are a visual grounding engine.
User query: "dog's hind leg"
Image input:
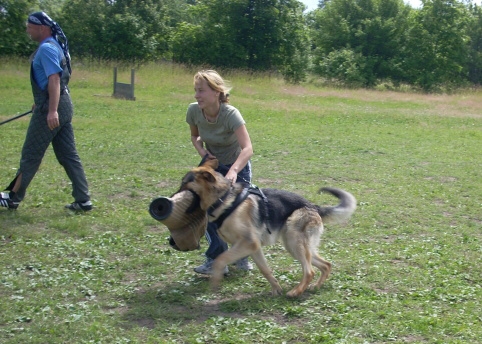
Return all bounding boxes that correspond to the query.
[285,246,315,297]
[283,209,322,297]
[310,254,332,290]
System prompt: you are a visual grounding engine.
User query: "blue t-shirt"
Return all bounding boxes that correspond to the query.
[32,38,63,90]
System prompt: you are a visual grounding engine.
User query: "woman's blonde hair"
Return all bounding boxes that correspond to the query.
[194,70,232,103]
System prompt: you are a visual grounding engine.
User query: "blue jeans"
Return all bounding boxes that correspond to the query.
[204,161,252,260]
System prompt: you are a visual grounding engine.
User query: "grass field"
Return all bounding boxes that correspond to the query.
[1,59,481,343]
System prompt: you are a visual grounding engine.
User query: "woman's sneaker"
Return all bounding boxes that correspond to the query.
[235,257,254,271]
[0,192,19,210]
[65,200,93,211]
[194,257,229,275]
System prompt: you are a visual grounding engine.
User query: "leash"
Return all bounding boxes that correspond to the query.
[0,110,32,126]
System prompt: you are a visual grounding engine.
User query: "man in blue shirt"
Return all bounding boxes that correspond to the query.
[0,12,92,211]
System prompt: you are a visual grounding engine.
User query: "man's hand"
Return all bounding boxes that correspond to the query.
[47,110,60,130]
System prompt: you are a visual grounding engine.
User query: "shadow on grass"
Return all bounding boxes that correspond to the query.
[118,270,307,330]
[0,209,51,240]
[0,208,36,223]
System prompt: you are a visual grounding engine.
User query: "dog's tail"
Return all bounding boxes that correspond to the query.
[316,187,357,224]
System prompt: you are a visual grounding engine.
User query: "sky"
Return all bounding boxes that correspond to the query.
[300,0,481,11]
[300,0,421,10]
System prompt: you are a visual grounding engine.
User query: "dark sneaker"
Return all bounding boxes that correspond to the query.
[0,192,19,210]
[65,200,93,211]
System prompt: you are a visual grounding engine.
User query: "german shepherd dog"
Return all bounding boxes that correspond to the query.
[178,159,356,297]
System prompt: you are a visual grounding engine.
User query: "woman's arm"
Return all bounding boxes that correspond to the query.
[225,124,253,183]
[190,124,214,159]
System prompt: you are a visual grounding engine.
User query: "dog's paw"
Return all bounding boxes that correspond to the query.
[271,286,283,296]
[309,284,320,291]
[286,288,305,298]
[209,273,224,291]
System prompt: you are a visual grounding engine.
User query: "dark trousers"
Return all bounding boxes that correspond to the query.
[204,161,252,260]
[7,97,90,203]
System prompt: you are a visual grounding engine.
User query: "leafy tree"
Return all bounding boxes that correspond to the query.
[466,3,482,84]
[199,0,250,69]
[237,0,309,81]
[105,0,170,60]
[61,0,170,62]
[276,0,310,83]
[171,22,207,65]
[171,0,309,82]
[170,1,211,65]
[59,0,107,59]
[37,0,67,18]
[165,0,198,27]
[404,0,469,90]
[4,0,480,89]
[316,48,367,87]
[310,0,411,86]
[0,0,37,56]
[102,12,149,61]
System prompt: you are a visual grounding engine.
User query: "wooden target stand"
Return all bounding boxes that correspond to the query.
[113,67,136,100]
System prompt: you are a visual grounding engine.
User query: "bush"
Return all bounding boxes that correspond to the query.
[314,48,367,87]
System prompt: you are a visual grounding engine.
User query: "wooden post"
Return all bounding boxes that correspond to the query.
[130,69,135,99]
[113,67,117,91]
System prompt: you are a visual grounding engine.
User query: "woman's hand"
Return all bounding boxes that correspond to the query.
[225,170,238,184]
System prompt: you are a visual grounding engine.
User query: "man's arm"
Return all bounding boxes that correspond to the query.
[47,73,60,130]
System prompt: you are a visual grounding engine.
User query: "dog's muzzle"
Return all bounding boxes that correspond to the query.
[149,190,207,251]
[149,197,173,221]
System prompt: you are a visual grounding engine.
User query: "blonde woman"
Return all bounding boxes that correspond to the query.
[186,70,253,274]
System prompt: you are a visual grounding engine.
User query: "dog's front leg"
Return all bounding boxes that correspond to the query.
[209,245,254,292]
[209,250,239,291]
[250,250,283,296]
[210,259,227,291]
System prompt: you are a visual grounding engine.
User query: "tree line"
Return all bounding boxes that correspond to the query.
[1,0,482,91]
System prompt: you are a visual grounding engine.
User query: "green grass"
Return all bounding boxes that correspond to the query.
[1,59,481,343]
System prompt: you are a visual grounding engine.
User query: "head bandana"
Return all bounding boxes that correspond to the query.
[28,12,72,74]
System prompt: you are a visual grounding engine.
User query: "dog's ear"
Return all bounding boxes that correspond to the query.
[201,171,216,183]
[210,159,219,170]
[174,172,195,194]
[201,158,219,170]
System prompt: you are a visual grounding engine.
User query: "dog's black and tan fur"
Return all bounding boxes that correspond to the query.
[178,159,356,297]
